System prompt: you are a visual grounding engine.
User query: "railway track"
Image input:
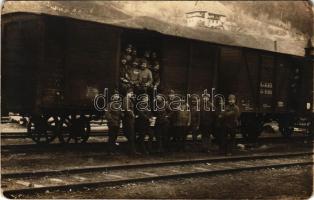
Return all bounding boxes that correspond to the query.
[2,130,312,141]
[1,131,109,139]
[2,151,313,197]
[1,135,312,154]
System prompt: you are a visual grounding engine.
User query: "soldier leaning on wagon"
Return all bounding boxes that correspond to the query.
[217,94,240,155]
[172,101,191,151]
[154,95,170,153]
[136,95,154,154]
[105,93,122,154]
[138,59,153,93]
[122,88,137,154]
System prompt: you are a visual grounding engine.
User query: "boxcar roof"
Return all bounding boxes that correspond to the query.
[2,1,313,57]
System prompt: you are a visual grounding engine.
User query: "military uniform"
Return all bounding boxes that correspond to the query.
[120,63,131,95]
[173,104,191,151]
[122,94,136,154]
[154,101,169,152]
[151,61,161,89]
[189,104,200,142]
[138,67,153,94]
[199,106,214,152]
[122,44,133,64]
[119,48,135,94]
[105,101,122,152]
[137,107,154,153]
[219,102,240,155]
[139,68,153,85]
[143,50,152,67]
[127,66,140,88]
[166,90,176,148]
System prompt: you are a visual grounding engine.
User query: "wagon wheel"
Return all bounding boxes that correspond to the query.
[58,115,90,144]
[27,115,58,144]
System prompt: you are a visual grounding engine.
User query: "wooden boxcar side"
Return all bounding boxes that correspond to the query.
[2,12,311,143]
[161,37,190,93]
[1,13,44,115]
[62,17,120,109]
[40,15,121,112]
[2,13,121,115]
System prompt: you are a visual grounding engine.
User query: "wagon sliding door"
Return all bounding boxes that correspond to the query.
[161,37,189,94]
[187,41,216,95]
[64,20,120,108]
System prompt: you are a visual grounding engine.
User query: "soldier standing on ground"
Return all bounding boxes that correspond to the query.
[136,95,154,154]
[122,88,137,155]
[166,89,177,150]
[189,96,200,144]
[173,100,191,151]
[154,95,169,153]
[199,95,214,153]
[105,92,122,154]
[218,94,240,155]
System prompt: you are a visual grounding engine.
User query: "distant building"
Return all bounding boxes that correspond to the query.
[186,11,226,29]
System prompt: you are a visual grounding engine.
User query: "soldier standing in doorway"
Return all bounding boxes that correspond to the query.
[138,59,153,93]
[122,44,133,64]
[151,61,161,90]
[127,58,141,93]
[120,56,131,95]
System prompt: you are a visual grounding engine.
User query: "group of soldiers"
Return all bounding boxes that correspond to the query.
[105,44,241,155]
[119,44,160,95]
[105,88,241,156]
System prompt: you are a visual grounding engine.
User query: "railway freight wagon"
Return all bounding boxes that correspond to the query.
[2,12,313,144]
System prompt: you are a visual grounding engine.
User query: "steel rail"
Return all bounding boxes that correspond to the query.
[2,151,312,179]
[3,160,312,197]
[1,136,312,152]
[1,131,111,139]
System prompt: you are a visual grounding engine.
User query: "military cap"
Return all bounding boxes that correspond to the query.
[126,44,133,49]
[228,94,236,100]
[126,87,134,93]
[141,58,148,64]
[144,50,151,58]
[132,58,140,65]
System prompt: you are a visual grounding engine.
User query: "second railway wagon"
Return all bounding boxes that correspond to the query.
[2,12,313,144]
